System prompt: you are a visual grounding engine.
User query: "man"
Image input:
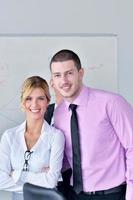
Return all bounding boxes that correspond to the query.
[49,49,133,200]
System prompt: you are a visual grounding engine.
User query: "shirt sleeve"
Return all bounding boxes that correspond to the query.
[107,95,133,200]
[0,131,23,192]
[21,130,65,188]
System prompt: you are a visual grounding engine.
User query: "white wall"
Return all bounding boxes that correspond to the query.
[0,191,11,200]
[0,0,133,104]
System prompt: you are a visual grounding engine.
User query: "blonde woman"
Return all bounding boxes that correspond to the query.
[0,76,65,200]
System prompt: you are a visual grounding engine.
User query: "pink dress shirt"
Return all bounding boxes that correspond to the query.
[54,86,133,200]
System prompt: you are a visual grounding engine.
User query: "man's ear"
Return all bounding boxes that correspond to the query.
[50,79,54,88]
[79,68,84,79]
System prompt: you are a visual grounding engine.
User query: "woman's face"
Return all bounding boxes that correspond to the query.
[22,87,48,121]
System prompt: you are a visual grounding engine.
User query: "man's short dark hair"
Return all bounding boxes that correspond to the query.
[50,49,82,71]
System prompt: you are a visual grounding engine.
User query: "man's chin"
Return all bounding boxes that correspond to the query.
[62,93,73,100]
[61,92,71,98]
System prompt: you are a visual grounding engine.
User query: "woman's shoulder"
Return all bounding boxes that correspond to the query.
[44,121,65,140]
[1,121,25,139]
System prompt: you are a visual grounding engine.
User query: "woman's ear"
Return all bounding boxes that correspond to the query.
[21,102,25,112]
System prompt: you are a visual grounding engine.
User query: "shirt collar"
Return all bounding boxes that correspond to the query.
[64,85,90,110]
[16,121,26,133]
[16,120,46,135]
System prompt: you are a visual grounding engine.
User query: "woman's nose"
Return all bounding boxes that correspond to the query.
[31,99,38,107]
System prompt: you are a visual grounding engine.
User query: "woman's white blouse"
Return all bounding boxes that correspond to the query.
[0,120,65,193]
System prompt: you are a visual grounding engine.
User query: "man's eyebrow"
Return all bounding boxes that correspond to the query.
[52,69,75,77]
[53,69,73,74]
[52,72,61,74]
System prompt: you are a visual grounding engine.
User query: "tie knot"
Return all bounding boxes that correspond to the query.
[69,104,77,111]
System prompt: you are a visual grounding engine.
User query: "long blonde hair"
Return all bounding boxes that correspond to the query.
[21,76,51,105]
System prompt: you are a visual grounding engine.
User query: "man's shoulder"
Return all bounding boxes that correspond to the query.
[47,103,55,109]
[44,103,55,124]
[88,87,119,99]
[77,85,118,101]
[88,87,131,109]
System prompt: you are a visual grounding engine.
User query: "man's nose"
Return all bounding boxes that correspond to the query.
[61,74,68,83]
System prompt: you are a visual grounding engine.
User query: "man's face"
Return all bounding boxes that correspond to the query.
[51,60,84,102]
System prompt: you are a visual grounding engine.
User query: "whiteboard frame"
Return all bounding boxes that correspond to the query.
[0,33,118,135]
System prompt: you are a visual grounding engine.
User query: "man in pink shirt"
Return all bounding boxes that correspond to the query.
[50,49,133,200]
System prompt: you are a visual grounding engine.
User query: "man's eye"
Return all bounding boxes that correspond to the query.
[54,74,60,78]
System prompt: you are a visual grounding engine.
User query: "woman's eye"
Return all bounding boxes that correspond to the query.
[38,97,46,100]
[25,97,32,101]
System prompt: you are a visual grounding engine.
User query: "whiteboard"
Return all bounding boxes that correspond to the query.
[0,35,117,135]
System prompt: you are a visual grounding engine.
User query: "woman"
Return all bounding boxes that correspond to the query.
[0,76,65,200]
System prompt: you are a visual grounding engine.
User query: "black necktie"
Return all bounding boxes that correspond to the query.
[69,104,83,194]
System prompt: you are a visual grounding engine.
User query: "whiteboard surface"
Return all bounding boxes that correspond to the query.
[0,35,117,135]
